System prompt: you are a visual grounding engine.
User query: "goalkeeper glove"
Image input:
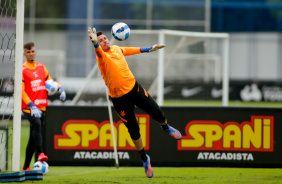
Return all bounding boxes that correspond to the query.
[58,87,66,101]
[28,102,42,118]
[88,27,99,48]
[140,44,165,53]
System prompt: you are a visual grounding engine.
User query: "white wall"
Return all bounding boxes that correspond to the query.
[229,33,281,80]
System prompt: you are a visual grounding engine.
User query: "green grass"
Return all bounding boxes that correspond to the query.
[43,167,282,184]
[4,101,282,183]
[5,165,282,184]
[7,122,34,170]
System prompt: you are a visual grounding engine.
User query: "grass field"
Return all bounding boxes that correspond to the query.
[6,166,282,184]
[3,101,282,183]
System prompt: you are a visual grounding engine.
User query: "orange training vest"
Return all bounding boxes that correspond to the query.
[22,63,48,110]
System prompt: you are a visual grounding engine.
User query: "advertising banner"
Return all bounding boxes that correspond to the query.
[164,80,282,101]
[43,106,282,167]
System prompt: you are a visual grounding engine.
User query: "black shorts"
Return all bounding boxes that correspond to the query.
[110,81,166,128]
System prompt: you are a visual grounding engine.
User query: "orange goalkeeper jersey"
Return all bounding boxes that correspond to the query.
[95,45,141,98]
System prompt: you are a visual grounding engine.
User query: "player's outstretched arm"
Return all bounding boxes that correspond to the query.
[140,44,165,53]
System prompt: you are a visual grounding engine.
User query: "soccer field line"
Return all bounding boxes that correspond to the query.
[47,167,138,178]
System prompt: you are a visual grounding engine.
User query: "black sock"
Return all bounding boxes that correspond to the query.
[138,148,147,162]
[162,123,169,130]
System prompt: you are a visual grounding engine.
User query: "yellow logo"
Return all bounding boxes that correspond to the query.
[178,116,274,152]
[54,115,151,150]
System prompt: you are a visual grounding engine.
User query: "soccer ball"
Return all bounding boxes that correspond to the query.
[33,161,49,175]
[45,80,58,96]
[111,22,130,41]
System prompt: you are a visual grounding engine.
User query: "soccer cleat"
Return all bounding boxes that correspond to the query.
[22,167,31,171]
[38,153,48,162]
[143,154,153,178]
[164,125,182,140]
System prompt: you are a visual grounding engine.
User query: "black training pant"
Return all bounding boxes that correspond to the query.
[23,111,45,169]
[110,81,166,140]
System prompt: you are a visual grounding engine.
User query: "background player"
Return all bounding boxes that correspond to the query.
[21,42,66,171]
[88,27,182,178]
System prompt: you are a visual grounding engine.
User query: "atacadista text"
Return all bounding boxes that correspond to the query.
[197,152,254,161]
[74,151,130,159]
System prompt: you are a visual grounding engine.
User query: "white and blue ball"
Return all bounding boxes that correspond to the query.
[111,22,130,41]
[45,80,58,96]
[33,161,49,175]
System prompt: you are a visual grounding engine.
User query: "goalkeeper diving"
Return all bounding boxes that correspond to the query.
[88,27,182,178]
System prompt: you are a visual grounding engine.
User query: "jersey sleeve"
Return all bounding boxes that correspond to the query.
[95,46,106,59]
[120,47,141,56]
[44,65,51,80]
[94,46,107,65]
